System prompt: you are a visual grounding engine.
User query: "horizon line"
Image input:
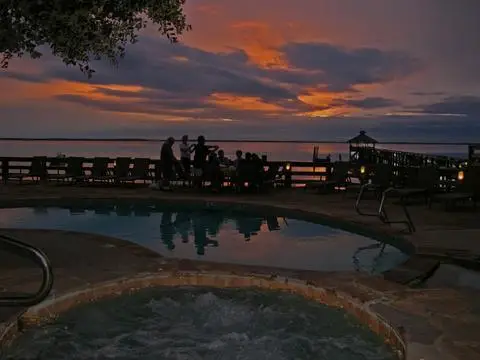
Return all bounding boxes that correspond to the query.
[0,137,476,146]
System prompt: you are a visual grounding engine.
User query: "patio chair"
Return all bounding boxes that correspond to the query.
[48,157,85,184]
[376,166,439,233]
[430,166,480,210]
[114,157,132,181]
[84,157,115,183]
[8,156,47,183]
[355,163,393,217]
[118,158,152,184]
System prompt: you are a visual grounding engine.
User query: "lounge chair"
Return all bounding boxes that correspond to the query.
[84,157,115,183]
[375,166,439,233]
[430,166,480,210]
[118,158,152,184]
[48,157,85,183]
[8,156,47,183]
[383,166,438,204]
[114,157,132,182]
[355,163,420,232]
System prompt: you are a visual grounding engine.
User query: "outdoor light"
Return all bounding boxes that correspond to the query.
[457,170,465,181]
[360,165,366,174]
[285,163,291,171]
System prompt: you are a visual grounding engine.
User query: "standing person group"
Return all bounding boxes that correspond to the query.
[159,135,218,191]
[159,135,269,192]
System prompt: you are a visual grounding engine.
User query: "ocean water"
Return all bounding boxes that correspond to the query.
[0,140,469,162]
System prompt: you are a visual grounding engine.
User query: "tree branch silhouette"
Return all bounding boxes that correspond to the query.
[0,0,191,77]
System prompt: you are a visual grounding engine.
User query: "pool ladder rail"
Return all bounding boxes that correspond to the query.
[355,183,416,234]
[0,234,54,307]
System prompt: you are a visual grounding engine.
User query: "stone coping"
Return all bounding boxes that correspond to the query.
[0,194,445,287]
[0,272,406,360]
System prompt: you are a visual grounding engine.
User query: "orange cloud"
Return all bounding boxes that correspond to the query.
[208,92,285,112]
[0,78,144,104]
[171,56,189,62]
[230,21,289,69]
[297,89,354,118]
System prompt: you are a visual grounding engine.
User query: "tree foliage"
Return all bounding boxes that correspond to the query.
[0,0,191,76]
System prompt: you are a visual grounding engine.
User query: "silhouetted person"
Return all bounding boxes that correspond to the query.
[207,152,223,192]
[160,137,178,191]
[218,149,232,167]
[179,135,195,183]
[234,150,243,168]
[193,136,218,188]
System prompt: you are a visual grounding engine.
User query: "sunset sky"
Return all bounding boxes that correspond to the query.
[1,0,479,142]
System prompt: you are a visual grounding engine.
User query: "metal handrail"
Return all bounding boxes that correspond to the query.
[0,234,54,307]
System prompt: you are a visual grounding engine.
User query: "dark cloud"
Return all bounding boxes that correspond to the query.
[4,36,419,102]
[46,45,295,101]
[410,91,445,97]
[280,43,421,90]
[421,96,480,116]
[341,97,399,109]
[0,72,49,83]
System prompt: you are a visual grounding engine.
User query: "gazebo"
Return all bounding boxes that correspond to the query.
[348,130,378,163]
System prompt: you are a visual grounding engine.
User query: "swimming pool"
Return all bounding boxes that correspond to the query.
[2,287,398,360]
[0,201,408,273]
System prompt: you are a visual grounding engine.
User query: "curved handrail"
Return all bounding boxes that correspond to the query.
[0,234,54,307]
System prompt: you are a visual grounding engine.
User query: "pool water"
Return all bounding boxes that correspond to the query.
[0,204,408,273]
[2,287,397,360]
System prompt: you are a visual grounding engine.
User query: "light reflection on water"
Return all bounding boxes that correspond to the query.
[0,204,408,273]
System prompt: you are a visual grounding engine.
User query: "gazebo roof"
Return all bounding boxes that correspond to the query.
[348,130,378,144]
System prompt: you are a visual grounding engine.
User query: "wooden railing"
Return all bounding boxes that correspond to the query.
[0,157,332,186]
[0,156,462,189]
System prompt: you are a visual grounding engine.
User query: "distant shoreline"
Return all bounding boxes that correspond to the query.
[0,138,474,146]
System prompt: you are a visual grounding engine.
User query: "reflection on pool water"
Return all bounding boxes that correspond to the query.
[2,287,397,360]
[0,203,408,273]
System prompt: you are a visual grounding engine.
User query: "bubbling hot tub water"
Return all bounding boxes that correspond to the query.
[3,287,397,360]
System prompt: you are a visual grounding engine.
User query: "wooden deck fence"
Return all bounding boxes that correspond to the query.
[0,156,461,188]
[0,157,332,186]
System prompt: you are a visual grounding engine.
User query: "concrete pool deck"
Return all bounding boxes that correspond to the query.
[0,185,480,359]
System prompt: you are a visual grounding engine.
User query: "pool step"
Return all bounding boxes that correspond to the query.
[382,256,440,286]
